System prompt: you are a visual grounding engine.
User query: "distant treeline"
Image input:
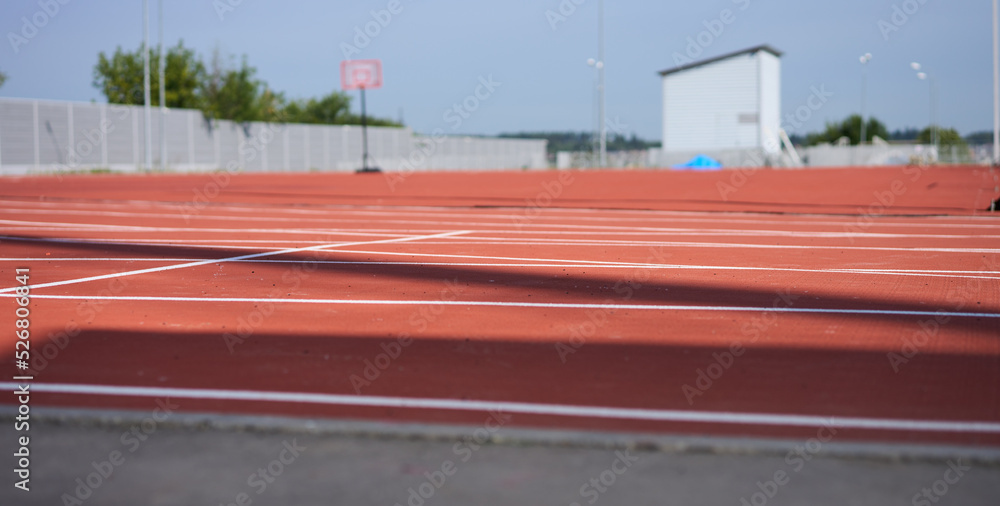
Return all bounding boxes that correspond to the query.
[498,131,660,155]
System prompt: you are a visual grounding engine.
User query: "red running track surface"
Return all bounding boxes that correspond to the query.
[0,165,998,447]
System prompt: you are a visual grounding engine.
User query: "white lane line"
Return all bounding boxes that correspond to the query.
[4,382,999,434]
[0,230,470,294]
[6,294,999,319]
[5,216,998,239]
[0,257,997,280]
[424,238,1000,254]
[6,201,997,229]
[0,220,415,238]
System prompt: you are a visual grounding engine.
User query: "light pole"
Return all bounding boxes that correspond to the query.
[587,57,602,167]
[993,0,999,165]
[911,62,937,160]
[142,0,152,170]
[158,0,165,170]
[859,53,872,145]
[597,0,606,168]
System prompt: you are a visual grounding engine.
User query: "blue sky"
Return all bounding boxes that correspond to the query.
[1,0,994,140]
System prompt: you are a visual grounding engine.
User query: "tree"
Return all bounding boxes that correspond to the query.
[199,51,268,123]
[282,90,352,124]
[0,70,7,89]
[965,131,995,144]
[806,115,889,146]
[918,127,967,148]
[92,41,204,107]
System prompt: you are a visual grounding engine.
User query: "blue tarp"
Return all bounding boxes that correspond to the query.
[673,154,722,170]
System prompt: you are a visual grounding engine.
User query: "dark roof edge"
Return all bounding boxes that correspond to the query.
[657,45,783,77]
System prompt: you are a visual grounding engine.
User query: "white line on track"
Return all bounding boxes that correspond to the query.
[3,382,998,434]
[0,230,470,294]
[1,257,997,280]
[424,238,1000,254]
[4,208,999,234]
[6,294,998,319]
[4,201,997,229]
[7,218,997,240]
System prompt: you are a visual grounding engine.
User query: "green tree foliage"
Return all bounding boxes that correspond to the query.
[0,70,7,89]
[918,127,968,148]
[283,90,352,124]
[92,42,399,127]
[93,41,204,107]
[964,131,994,144]
[498,131,658,155]
[199,52,270,123]
[805,115,889,146]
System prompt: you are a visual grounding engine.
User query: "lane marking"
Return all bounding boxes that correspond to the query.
[6,294,998,319]
[0,256,995,276]
[4,202,997,229]
[5,216,998,240]
[426,238,1000,254]
[0,230,470,294]
[0,257,996,280]
[5,382,999,434]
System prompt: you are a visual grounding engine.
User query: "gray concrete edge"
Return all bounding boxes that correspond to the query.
[5,405,999,465]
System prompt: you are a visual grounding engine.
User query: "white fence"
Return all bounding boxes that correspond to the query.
[0,97,547,176]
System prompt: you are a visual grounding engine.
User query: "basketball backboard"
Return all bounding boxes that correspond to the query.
[340,59,383,90]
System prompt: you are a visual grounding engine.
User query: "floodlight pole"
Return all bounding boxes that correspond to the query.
[360,86,370,171]
[158,0,166,170]
[597,0,607,168]
[859,53,871,145]
[142,0,152,171]
[993,0,999,165]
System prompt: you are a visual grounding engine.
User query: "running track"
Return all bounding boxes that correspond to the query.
[1,165,999,447]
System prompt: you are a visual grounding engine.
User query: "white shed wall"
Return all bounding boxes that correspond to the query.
[662,53,759,152]
[758,51,782,155]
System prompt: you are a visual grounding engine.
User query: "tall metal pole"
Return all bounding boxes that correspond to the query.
[993,0,999,165]
[859,53,871,145]
[360,87,369,170]
[597,0,606,168]
[142,0,152,171]
[930,76,938,160]
[158,0,166,169]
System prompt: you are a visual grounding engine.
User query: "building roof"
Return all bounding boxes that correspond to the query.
[657,44,783,77]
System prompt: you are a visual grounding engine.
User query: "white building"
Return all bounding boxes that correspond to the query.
[659,45,782,157]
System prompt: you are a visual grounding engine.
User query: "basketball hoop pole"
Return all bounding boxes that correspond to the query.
[341,59,382,172]
[360,86,370,171]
